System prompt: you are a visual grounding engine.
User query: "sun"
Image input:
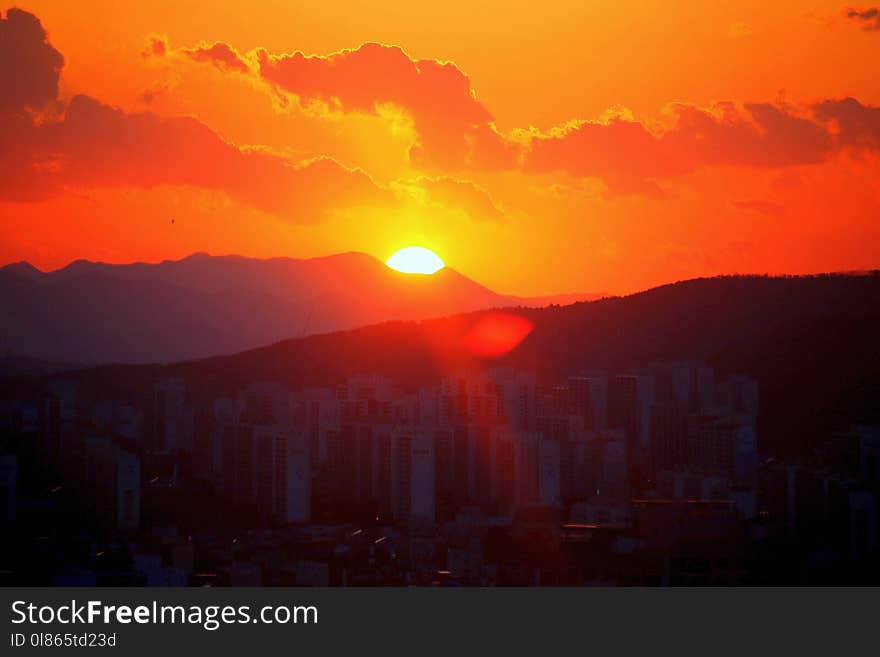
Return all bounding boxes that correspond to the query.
[385,246,445,274]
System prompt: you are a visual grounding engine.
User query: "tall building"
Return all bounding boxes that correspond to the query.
[650,402,688,475]
[684,410,757,484]
[491,369,538,431]
[434,428,455,510]
[610,372,655,479]
[568,372,608,430]
[91,401,143,444]
[650,361,715,411]
[255,425,311,523]
[599,430,628,498]
[84,436,140,530]
[39,381,77,467]
[326,424,357,506]
[297,387,337,470]
[492,428,518,510]
[223,423,311,523]
[151,379,193,454]
[229,423,256,504]
[557,436,576,503]
[537,438,561,506]
[393,428,434,523]
[194,397,238,483]
[241,382,293,426]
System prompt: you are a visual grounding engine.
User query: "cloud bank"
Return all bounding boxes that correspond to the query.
[0,9,388,221]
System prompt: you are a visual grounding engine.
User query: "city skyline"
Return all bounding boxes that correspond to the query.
[4,360,771,585]
[4,354,875,585]
[2,272,878,585]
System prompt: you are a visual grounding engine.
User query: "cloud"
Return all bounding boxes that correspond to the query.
[181,41,250,73]
[813,97,880,149]
[0,7,64,114]
[140,80,173,105]
[3,94,390,219]
[519,98,880,194]
[142,35,249,73]
[525,102,833,181]
[394,176,505,221]
[181,37,880,196]
[179,40,508,169]
[0,10,389,221]
[177,37,880,196]
[843,6,880,30]
[141,34,168,59]
[12,9,880,212]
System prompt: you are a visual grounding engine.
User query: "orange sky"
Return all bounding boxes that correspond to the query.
[2,1,879,295]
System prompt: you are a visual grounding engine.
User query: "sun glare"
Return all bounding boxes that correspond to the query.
[385,246,445,274]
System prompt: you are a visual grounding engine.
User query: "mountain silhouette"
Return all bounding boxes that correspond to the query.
[0,252,601,364]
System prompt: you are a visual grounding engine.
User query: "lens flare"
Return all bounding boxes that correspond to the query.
[462,312,534,359]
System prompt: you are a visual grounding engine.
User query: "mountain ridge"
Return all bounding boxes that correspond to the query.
[0,251,603,364]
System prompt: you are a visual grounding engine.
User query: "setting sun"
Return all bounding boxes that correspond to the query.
[385,246,445,275]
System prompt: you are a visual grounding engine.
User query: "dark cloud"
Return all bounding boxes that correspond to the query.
[140,81,171,105]
[256,42,500,169]
[0,8,64,114]
[152,28,880,200]
[0,9,389,220]
[1,94,390,220]
[181,42,249,73]
[521,97,880,194]
[8,7,880,211]
[524,102,834,184]
[188,38,880,193]
[141,34,168,59]
[813,97,880,149]
[180,40,515,170]
[843,6,880,31]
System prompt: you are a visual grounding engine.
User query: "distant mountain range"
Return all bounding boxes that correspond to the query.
[0,252,602,364]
